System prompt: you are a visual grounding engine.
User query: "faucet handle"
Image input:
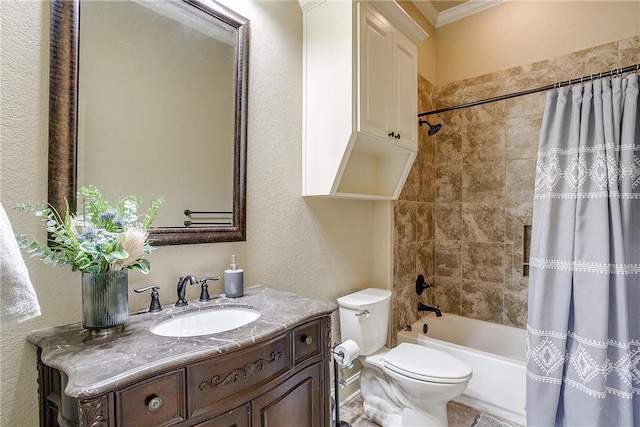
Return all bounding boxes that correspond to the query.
[199,276,220,302]
[415,274,433,295]
[134,286,162,313]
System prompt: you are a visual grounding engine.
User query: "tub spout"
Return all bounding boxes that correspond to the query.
[418,302,442,317]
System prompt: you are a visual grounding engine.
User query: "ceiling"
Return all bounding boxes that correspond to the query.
[410,0,505,28]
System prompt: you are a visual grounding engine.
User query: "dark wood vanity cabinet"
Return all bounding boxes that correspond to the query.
[36,316,331,427]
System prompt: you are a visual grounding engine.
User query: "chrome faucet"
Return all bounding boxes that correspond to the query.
[175,275,198,306]
[418,302,442,317]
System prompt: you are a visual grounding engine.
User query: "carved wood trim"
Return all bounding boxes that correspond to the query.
[79,396,109,427]
[198,351,284,390]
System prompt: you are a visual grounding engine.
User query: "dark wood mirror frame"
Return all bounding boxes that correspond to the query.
[48,0,248,245]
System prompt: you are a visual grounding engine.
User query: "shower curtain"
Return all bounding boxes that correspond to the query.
[526,73,640,426]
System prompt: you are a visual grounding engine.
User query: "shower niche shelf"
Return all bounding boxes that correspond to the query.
[299,0,427,200]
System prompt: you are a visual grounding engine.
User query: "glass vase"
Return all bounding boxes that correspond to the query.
[81,270,129,333]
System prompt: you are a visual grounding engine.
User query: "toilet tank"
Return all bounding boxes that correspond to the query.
[337,288,391,356]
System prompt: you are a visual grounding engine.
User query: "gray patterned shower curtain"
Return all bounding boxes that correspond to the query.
[526,73,640,426]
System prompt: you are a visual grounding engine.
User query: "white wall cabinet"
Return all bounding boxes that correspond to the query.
[300,0,427,199]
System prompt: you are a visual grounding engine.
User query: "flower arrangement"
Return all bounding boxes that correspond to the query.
[15,186,163,274]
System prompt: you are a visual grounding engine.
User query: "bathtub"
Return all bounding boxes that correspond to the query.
[396,313,526,425]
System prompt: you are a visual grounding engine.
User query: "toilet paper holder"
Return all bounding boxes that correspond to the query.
[331,342,355,427]
[332,341,359,369]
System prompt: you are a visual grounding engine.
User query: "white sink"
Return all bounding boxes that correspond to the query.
[151,306,260,337]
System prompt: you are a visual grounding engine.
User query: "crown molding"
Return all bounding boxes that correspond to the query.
[436,0,505,27]
[298,0,325,12]
[411,1,440,28]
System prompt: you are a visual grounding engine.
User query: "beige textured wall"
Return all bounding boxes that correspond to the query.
[0,1,378,425]
[436,0,640,85]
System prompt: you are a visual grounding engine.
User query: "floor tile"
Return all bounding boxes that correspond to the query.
[338,393,519,427]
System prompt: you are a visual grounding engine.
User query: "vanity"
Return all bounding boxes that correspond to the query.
[27,286,337,427]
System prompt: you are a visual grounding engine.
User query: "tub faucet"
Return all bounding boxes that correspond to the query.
[418,302,442,317]
[175,275,198,306]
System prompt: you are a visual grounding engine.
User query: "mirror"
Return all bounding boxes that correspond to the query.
[48,0,248,245]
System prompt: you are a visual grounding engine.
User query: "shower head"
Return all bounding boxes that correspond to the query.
[419,119,442,136]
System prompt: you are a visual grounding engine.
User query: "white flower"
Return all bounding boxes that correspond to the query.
[116,227,148,268]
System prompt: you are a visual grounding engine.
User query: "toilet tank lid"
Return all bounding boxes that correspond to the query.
[337,288,392,309]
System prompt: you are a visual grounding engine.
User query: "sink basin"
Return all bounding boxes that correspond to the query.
[151,306,260,337]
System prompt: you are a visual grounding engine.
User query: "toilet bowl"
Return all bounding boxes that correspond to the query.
[337,288,472,427]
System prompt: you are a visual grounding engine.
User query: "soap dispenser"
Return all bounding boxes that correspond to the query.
[224,255,244,298]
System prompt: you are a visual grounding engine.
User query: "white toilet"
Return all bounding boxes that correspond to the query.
[337,288,472,427]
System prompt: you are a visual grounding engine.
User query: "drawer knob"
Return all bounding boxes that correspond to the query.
[301,334,313,345]
[147,396,163,412]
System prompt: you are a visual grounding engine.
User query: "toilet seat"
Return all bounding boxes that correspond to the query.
[381,343,472,384]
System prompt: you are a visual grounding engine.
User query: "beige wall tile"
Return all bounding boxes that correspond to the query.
[506,115,542,159]
[553,42,618,82]
[506,91,547,119]
[392,283,422,337]
[394,201,416,245]
[460,279,503,323]
[436,163,463,202]
[435,239,462,278]
[506,158,537,203]
[435,132,463,166]
[434,276,461,315]
[462,101,505,125]
[419,162,435,203]
[417,240,435,279]
[436,81,464,109]
[394,243,417,290]
[460,71,508,102]
[416,202,434,242]
[462,202,505,243]
[435,202,462,241]
[504,288,527,328]
[461,241,505,283]
[617,35,640,69]
[400,160,420,201]
[505,59,557,93]
[463,120,506,165]
[462,160,505,202]
[419,75,436,113]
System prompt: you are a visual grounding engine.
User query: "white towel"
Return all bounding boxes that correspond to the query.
[0,202,41,326]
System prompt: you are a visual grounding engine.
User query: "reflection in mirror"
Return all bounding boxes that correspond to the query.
[48,0,248,245]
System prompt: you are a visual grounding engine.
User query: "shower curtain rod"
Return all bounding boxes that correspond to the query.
[418,63,640,117]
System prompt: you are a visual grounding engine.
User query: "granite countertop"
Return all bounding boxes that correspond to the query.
[27,285,337,398]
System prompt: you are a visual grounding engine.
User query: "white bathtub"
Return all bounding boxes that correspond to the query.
[397,313,526,425]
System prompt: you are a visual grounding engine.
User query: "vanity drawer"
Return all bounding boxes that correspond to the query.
[116,369,186,427]
[293,320,321,364]
[189,334,291,418]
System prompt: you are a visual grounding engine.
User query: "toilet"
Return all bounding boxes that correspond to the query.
[337,288,472,427]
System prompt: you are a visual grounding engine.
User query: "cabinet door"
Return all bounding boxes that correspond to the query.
[195,403,251,427]
[392,30,418,149]
[252,363,323,427]
[358,2,393,140]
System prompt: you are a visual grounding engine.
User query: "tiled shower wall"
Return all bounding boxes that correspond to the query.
[391,36,640,337]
